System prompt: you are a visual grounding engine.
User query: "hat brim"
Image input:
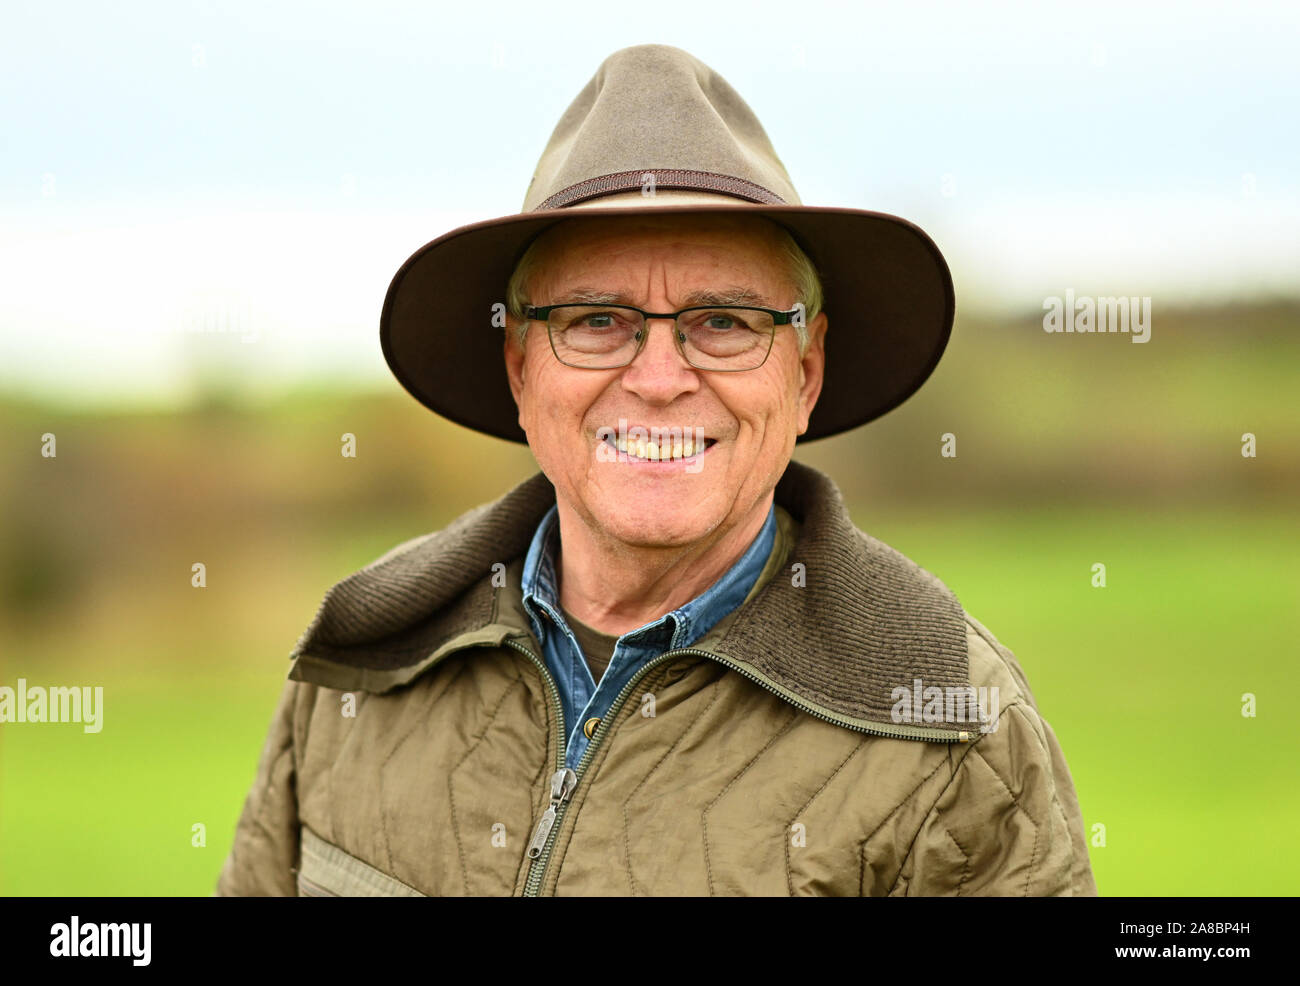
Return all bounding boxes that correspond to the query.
[380,203,954,443]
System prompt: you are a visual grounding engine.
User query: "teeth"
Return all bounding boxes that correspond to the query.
[608,434,707,461]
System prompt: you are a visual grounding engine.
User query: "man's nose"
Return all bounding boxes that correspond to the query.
[619,317,699,399]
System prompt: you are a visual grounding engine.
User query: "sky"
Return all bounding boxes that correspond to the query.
[2,0,1297,405]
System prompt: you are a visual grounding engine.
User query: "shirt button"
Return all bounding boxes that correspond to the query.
[583,717,602,739]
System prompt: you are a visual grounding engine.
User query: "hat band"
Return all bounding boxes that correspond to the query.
[534,169,787,211]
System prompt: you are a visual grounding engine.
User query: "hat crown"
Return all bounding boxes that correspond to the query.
[522,45,802,212]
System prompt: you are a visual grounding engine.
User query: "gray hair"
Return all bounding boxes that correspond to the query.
[504,218,823,353]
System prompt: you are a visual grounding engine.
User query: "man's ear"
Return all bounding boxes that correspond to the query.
[795,311,828,436]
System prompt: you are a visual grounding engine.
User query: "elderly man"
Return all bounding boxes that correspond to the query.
[217,45,1096,896]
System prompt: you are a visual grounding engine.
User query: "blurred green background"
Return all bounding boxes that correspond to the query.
[1,300,1296,895]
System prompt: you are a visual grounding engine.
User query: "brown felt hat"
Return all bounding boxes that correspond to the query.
[380,44,954,443]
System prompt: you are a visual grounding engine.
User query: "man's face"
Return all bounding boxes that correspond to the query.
[504,212,827,550]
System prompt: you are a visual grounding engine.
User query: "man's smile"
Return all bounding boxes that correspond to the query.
[596,427,719,464]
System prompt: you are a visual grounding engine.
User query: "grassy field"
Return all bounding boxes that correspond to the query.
[1,503,1295,895]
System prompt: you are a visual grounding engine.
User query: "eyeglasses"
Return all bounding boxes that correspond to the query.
[523,302,802,371]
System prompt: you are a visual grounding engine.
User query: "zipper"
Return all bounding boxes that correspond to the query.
[524,767,577,859]
[507,637,974,897]
[503,636,572,897]
[690,648,979,743]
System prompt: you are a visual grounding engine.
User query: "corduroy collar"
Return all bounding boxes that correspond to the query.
[288,460,972,734]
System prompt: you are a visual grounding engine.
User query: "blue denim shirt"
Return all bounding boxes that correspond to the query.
[520,502,777,770]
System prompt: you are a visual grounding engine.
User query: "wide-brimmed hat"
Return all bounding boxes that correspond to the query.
[380,44,954,443]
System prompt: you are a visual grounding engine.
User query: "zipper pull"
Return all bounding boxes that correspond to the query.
[526,767,577,859]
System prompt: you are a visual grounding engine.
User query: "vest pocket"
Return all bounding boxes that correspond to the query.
[297,825,427,897]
